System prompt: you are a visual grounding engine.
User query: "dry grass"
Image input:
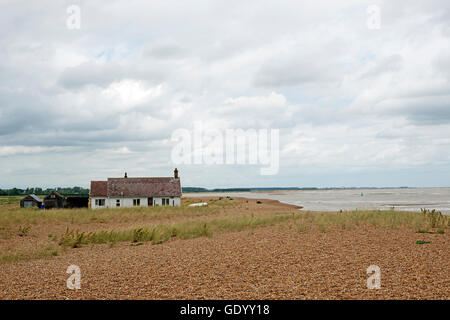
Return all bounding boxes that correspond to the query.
[0,196,448,264]
[1,244,59,264]
[0,196,296,263]
[55,213,293,248]
[293,208,449,233]
[0,202,217,227]
[0,196,448,299]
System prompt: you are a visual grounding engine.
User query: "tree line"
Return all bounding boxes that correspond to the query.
[0,187,90,196]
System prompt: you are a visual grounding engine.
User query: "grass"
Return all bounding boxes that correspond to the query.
[420,209,448,228]
[292,208,449,232]
[295,219,309,233]
[1,195,448,263]
[0,244,59,263]
[0,226,13,239]
[55,213,292,248]
[53,208,449,249]
[0,196,24,206]
[417,229,445,234]
[17,226,31,237]
[0,202,220,228]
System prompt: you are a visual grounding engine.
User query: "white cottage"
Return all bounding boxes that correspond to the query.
[90,169,182,209]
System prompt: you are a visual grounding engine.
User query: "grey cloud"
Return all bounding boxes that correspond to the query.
[359,55,403,79]
[254,57,340,87]
[0,90,49,136]
[404,102,450,125]
[58,63,126,89]
[144,43,188,59]
[432,53,450,80]
[252,39,348,88]
[378,95,450,125]
[58,62,167,89]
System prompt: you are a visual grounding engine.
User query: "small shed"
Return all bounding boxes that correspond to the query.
[43,191,89,209]
[65,196,89,208]
[44,191,65,209]
[20,194,43,208]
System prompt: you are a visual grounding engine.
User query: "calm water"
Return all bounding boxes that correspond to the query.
[185,187,450,214]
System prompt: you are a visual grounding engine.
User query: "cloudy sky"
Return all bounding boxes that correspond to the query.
[1,0,450,189]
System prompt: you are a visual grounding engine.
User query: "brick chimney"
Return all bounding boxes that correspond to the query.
[174,168,179,179]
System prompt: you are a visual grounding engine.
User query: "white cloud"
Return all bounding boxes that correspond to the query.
[102,80,165,109]
[1,1,450,187]
[0,146,68,156]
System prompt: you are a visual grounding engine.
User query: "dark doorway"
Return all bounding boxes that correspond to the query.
[148,197,153,206]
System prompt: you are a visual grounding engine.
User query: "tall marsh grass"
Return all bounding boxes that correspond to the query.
[56,213,293,248]
[55,208,449,248]
[0,244,59,263]
[0,204,218,228]
[294,209,449,232]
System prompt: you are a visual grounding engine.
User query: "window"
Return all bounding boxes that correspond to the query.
[24,201,33,207]
[133,199,140,206]
[162,198,170,206]
[116,199,121,207]
[95,199,105,206]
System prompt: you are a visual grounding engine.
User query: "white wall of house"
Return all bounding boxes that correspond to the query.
[106,197,149,208]
[91,197,107,209]
[90,196,180,209]
[153,197,181,207]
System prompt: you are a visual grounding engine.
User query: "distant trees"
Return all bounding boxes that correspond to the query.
[0,187,89,196]
[181,187,209,193]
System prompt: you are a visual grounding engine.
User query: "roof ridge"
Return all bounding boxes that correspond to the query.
[108,177,173,179]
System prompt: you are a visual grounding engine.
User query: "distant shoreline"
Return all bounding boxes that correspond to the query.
[182,186,414,193]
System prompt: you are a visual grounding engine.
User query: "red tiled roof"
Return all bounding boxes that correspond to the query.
[107,177,182,197]
[90,177,182,197]
[90,181,107,197]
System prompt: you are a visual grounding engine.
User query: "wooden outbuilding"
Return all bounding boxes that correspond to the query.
[20,194,43,208]
[43,191,89,209]
[65,196,89,208]
[44,191,65,209]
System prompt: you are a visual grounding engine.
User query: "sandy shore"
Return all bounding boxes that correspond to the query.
[0,197,448,299]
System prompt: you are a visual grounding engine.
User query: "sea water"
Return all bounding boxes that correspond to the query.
[185,187,450,215]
